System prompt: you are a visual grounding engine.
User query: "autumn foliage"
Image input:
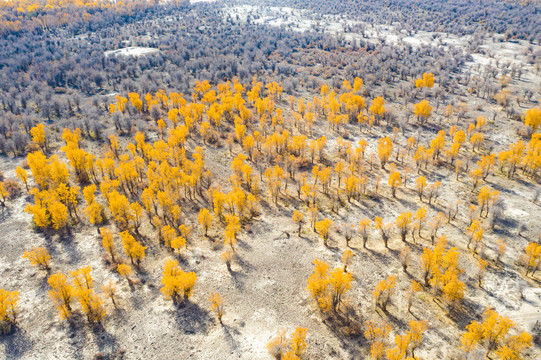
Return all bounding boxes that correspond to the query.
[306,259,353,314]
[5,75,539,356]
[161,259,197,305]
[461,308,532,358]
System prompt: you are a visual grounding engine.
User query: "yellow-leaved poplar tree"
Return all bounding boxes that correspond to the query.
[21,246,51,274]
[161,259,197,305]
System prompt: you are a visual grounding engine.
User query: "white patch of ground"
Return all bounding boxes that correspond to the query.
[225,1,541,82]
[507,287,541,330]
[104,47,160,57]
[225,5,361,37]
[506,208,530,219]
[484,271,541,332]
[225,5,470,49]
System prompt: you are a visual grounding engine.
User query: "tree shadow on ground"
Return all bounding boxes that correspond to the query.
[324,241,341,253]
[0,326,35,360]
[321,306,365,358]
[134,232,152,246]
[376,306,408,331]
[110,307,129,323]
[221,323,241,351]
[361,247,393,264]
[387,246,401,258]
[228,268,248,290]
[37,271,51,295]
[170,301,212,335]
[233,253,256,273]
[65,318,86,360]
[485,179,520,197]
[43,230,83,265]
[492,217,519,237]
[297,233,314,245]
[0,205,12,223]
[92,323,119,356]
[128,289,146,311]
[445,297,482,330]
[342,198,382,220]
[394,196,418,209]
[236,237,252,251]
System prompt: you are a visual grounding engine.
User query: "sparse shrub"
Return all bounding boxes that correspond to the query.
[3,179,22,199]
[26,142,41,153]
